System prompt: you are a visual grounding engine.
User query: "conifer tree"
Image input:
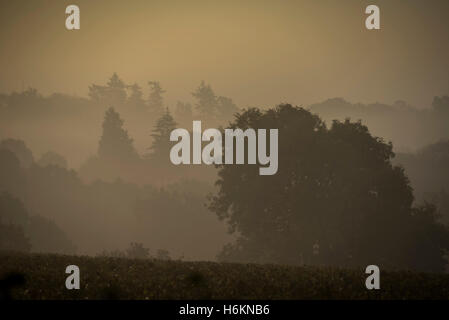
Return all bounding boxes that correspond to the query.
[98,107,138,161]
[192,80,217,118]
[147,108,177,162]
[89,73,127,107]
[127,83,146,111]
[148,81,165,115]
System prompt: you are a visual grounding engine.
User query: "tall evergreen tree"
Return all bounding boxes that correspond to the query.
[106,73,127,106]
[192,81,238,122]
[147,108,177,162]
[192,81,217,118]
[127,83,146,111]
[148,81,165,115]
[98,107,138,161]
[89,73,127,107]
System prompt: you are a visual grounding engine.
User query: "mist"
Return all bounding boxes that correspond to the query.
[1,0,449,272]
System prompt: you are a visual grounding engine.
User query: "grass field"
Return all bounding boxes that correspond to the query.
[1,252,448,300]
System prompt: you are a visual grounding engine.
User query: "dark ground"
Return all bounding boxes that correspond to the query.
[1,252,448,300]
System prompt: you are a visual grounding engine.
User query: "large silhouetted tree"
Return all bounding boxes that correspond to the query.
[98,107,138,161]
[210,104,449,272]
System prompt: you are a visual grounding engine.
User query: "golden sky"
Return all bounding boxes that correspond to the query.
[0,0,448,108]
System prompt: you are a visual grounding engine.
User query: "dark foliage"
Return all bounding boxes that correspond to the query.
[210,104,449,272]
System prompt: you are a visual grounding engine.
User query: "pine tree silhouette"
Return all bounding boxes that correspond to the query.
[192,80,217,118]
[148,81,165,115]
[98,107,138,161]
[147,108,177,163]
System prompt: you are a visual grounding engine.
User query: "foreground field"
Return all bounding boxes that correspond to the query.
[1,252,448,299]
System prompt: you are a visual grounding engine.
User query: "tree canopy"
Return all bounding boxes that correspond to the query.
[210,104,449,272]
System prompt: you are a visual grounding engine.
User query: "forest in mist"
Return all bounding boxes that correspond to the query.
[1,73,449,273]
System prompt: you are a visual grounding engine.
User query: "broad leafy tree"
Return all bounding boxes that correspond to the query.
[210,104,449,272]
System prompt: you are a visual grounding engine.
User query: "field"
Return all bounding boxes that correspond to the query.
[1,252,449,300]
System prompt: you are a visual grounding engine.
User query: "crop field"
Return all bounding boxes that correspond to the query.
[0,252,448,300]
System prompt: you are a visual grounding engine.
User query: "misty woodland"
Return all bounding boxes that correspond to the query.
[0,73,449,274]
[1,0,449,301]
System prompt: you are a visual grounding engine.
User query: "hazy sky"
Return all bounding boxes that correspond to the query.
[0,0,448,108]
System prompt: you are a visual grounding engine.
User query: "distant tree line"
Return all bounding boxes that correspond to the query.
[310,96,449,152]
[87,73,238,126]
[0,137,229,258]
[1,75,449,271]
